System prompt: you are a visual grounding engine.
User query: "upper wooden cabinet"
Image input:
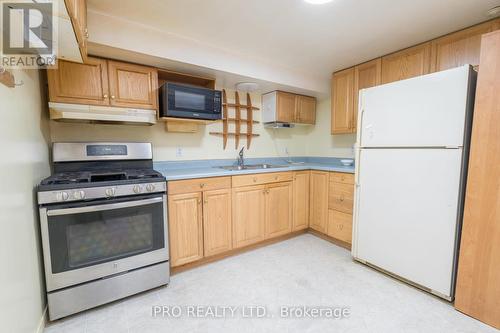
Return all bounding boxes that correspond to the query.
[262,91,316,124]
[331,68,355,134]
[381,42,431,84]
[431,20,500,72]
[64,0,88,61]
[47,58,159,110]
[295,95,316,124]
[47,57,109,106]
[353,59,381,130]
[107,60,158,110]
[168,192,204,267]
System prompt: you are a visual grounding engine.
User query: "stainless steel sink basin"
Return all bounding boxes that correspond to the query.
[216,164,289,171]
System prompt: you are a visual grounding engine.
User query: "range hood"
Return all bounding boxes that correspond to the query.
[264,122,295,129]
[49,103,157,125]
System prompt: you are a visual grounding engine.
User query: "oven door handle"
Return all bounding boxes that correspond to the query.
[46,197,164,216]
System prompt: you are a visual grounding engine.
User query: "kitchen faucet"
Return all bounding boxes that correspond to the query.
[237,147,245,167]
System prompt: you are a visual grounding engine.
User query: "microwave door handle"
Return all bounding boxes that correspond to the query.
[46,197,163,216]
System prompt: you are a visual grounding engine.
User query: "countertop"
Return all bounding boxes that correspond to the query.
[154,157,354,181]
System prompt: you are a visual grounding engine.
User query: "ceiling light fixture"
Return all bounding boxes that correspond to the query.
[304,0,334,4]
[487,6,500,17]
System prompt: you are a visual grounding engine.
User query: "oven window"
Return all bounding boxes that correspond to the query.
[174,90,206,111]
[47,199,165,273]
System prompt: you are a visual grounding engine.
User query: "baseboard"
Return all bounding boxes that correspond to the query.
[307,228,352,250]
[36,306,48,333]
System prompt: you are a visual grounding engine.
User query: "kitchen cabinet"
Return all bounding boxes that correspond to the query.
[262,91,316,124]
[327,209,353,244]
[168,192,204,267]
[64,0,88,61]
[455,31,500,329]
[107,60,159,110]
[353,59,381,131]
[381,42,431,84]
[232,185,267,248]
[431,19,500,72]
[309,171,329,233]
[327,172,354,245]
[203,189,232,257]
[47,57,109,106]
[292,171,310,231]
[295,95,316,124]
[331,68,355,134]
[47,58,159,110]
[265,181,293,238]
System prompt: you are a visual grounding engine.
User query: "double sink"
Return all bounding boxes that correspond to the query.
[216,163,289,171]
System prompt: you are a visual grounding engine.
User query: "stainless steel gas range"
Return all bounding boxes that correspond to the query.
[37,142,169,320]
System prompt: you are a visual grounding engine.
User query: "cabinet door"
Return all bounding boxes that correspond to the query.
[327,210,353,244]
[295,95,316,124]
[232,185,266,248]
[107,60,159,110]
[431,20,498,72]
[168,192,203,267]
[381,42,431,84]
[292,171,310,231]
[309,171,329,233]
[331,68,354,134]
[64,0,88,61]
[265,182,293,238]
[353,59,381,132]
[276,91,297,123]
[47,57,109,105]
[203,189,232,257]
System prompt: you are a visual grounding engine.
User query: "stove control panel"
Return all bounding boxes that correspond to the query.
[38,182,167,205]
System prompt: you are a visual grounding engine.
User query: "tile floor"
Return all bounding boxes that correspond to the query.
[44,234,496,333]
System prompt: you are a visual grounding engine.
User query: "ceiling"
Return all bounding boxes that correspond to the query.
[87,0,500,92]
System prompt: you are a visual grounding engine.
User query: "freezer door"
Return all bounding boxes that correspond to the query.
[359,65,474,148]
[352,148,463,298]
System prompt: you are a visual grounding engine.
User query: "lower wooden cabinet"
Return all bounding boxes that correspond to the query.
[168,192,204,267]
[327,209,353,244]
[265,182,293,238]
[232,185,267,248]
[203,189,232,257]
[309,171,329,233]
[292,171,310,231]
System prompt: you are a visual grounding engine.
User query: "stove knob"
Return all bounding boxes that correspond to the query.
[133,185,142,194]
[73,190,86,200]
[57,191,69,201]
[146,184,155,192]
[105,188,116,197]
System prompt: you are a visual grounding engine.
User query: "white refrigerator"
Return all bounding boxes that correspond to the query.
[351,65,477,300]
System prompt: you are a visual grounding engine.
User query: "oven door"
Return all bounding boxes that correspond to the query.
[39,194,168,292]
[166,83,221,120]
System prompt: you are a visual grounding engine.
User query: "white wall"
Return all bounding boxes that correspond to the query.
[306,98,356,158]
[0,70,51,333]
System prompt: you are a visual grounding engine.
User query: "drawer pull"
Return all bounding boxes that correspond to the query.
[341,175,346,181]
[337,195,345,202]
[339,224,343,230]
[274,176,279,180]
[200,183,206,188]
[253,178,257,182]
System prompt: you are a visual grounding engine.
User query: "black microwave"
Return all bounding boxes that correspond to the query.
[159,83,222,120]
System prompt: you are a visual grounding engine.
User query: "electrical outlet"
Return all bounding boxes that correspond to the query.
[176,147,183,157]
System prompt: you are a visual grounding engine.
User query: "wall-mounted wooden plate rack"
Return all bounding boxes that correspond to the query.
[210,90,260,149]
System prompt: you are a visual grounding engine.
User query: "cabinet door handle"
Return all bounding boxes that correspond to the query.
[103,94,108,99]
[111,95,116,99]
[197,199,202,205]
[204,200,208,205]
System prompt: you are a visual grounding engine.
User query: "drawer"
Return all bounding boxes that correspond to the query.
[168,176,231,194]
[327,210,353,244]
[330,172,354,185]
[328,182,354,214]
[232,172,293,187]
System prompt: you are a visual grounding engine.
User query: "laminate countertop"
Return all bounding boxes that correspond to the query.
[154,157,354,181]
